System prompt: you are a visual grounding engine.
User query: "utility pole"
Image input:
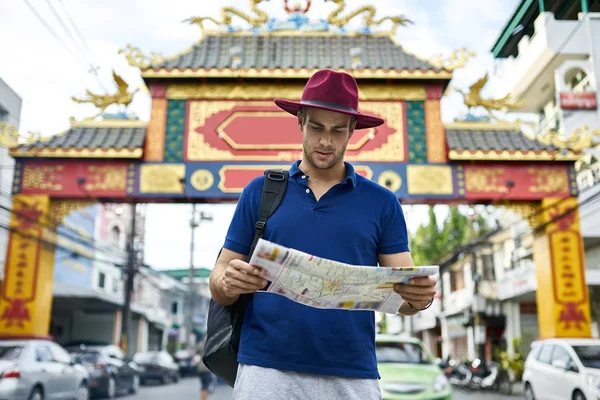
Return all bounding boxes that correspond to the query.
[185,205,212,350]
[186,204,198,350]
[120,203,137,355]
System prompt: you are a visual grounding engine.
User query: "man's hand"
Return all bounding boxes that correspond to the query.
[393,276,437,311]
[221,259,268,299]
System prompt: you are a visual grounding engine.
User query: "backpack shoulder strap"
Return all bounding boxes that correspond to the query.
[248,169,289,257]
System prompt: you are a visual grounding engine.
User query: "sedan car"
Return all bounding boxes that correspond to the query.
[0,339,89,400]
[523,338,600,400]
[65,343,139,399]
[376,335,452,400]
[133,351,179,385]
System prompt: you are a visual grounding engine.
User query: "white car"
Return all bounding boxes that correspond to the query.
[523,338,600,400]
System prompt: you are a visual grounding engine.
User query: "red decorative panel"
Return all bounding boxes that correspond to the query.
[218,165,374,193]
[18,160,130,198]
[185,101,405,162]
[457,163,573,200]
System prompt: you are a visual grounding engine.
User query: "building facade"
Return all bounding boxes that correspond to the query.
[0,77,22,279]
[491,0,600,353]
[49,202,190,355]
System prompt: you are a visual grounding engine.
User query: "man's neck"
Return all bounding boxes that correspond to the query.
[298,157,347,184]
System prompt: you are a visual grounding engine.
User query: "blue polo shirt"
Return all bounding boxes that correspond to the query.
[222,160,410,379]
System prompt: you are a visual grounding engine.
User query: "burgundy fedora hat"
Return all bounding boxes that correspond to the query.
[274,69,384,130]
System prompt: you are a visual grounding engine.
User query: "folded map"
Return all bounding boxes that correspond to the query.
[249,238,439,314]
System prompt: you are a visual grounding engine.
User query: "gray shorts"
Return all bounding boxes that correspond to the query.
[232,363,382,400]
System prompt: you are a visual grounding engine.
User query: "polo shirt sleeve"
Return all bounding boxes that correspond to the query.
[377,196,410,254]
[222,177,262,256]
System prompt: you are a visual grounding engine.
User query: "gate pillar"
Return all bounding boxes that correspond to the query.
[0,194,56,338]
[533,197,592,338]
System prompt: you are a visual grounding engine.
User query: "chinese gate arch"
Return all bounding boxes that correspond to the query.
[0,1,591,342]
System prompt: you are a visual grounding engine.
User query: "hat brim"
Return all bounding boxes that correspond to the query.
[274,99,385,130]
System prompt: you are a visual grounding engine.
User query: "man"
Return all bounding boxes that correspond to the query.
[209,69,438,399]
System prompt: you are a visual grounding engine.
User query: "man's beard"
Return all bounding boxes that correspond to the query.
[303,142,347,170]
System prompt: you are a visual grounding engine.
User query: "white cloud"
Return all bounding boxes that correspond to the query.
[0,0,524,269]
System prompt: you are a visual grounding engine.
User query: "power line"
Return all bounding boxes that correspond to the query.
[0,188,127,258]
[43,0,111,92]
[55,0,98,68]
[22,0,89,71]
[21,0,110,92]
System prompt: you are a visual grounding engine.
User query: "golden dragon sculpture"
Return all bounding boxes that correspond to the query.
[428,47,476,71]
[325,0,413,35]
[118,44,164,69]
[71,70,140,118]
[184,0,270,34]
[537,125,600,151]
[0,123,43,148]
[451,74,525,120]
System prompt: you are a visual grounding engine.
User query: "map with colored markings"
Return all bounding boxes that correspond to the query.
[250,239,439,314]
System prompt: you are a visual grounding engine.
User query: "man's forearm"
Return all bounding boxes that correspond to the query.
[209,262,239,307]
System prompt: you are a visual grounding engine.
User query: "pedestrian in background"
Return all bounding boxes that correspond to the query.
[196,341,216,400]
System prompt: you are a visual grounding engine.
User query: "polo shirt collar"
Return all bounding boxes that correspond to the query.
[289,160,357,187]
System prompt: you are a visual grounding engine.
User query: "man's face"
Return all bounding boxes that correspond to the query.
[298,107,355,170]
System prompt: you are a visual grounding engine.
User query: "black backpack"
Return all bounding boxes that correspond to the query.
[202,169,289,387]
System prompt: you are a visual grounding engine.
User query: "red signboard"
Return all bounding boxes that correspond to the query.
[18,160,130,197]
[219,165,373,193]
[459,163,573,200]
[185,100,405,162]
[559,92,597,110]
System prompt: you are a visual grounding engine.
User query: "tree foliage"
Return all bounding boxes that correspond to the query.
[409,205,493,265]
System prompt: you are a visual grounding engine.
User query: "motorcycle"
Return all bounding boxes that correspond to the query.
[440,358,472,391]
[466,358,513,395]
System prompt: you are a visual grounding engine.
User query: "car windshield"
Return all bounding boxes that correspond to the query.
[572,345,600,369]
[376,341,431,364]
[133,353,159,364]
[0,345,23,361]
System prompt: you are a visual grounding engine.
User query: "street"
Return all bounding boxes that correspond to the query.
[129,377,525,400]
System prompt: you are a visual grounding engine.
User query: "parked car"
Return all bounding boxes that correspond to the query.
[0,339,90,400]
[523,338,600,400]
[173,349,201,377]
[64,343,140,399]
[376,335,452,400]
[133,351,179,385]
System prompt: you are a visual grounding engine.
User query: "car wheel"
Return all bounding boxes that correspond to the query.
[574,390,587,400]
[161,374,169,385]
[107,376,117,399]
[525,383,536,400]
[28,386,43,400]
[130,375,139,394]
[77,382,89,400]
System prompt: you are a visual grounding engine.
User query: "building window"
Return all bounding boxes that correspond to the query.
[450,269,465,292]
[171,301,178,315]
[481,254,495,281]
[112,278,119,293]
[98,272,105,289]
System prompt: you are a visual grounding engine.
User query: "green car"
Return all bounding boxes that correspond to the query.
[376,334,452,400]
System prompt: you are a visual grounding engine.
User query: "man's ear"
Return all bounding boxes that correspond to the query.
[298,116,303,132]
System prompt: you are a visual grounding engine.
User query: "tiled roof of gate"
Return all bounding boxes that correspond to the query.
[155,34,437,71]
[10,120,146,159]
[444,122,581,161]
[142,34,452,79]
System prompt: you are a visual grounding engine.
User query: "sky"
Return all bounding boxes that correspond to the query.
[0,0,522,270]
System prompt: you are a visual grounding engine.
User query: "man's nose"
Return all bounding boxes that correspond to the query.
[319,132,332,145]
